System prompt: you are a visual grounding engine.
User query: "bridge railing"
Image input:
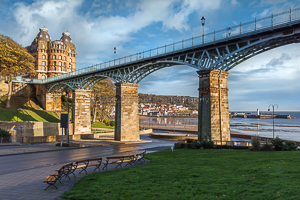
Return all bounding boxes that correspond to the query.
[14,7,300,84]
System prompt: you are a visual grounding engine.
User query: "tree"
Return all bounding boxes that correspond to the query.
[91,78,115,123]
[0,34,35,108]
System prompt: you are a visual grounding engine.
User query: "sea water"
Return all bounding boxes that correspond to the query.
[139,111,300,141]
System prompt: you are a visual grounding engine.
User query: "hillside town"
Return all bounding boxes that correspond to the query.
[139,103,198,117]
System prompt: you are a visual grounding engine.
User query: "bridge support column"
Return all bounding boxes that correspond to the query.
[115,83,140,141]
[72,89,91,135]
[35,85,61,111]
[197,69,230,144]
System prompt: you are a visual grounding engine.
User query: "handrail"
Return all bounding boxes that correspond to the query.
[13,7,300,84]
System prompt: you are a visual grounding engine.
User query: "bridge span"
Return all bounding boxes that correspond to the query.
[13,8,300,142]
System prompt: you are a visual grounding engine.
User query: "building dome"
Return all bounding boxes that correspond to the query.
[60,31,74,46]
[31,27,51,45]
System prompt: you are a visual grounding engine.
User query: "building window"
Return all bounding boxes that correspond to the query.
[64,62,66,66]
[69,64,72,68]
[69,58,72,62]
[53,55,56,59]
[64,57,66,61]
[54,44,56,48]
[59,62,62,66]
[42,55,46,59]
[42,44,45,49]
[54,67,56,71]
[42,66,45,71]
[42,75,45,79]
[59,55,62,59]
[48,67,51,71]
[53,61,56,66]
[59,67,61,71]
[42,61,46,65]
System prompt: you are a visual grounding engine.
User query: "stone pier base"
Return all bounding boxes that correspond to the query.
[197,69,230,144]
[115,83,140,141]
[72,89,91,135]
[35,85,61,111]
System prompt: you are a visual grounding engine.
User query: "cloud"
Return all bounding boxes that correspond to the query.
[10,0,223,68]
[231,0,239,6]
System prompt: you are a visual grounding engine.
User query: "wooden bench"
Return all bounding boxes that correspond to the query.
[87,157,103,172]
[135,151,146,164]
[43,166,65,190]
[102,155,135,171]
[61,162,78,179]
[128,151,146,166]
[76,159,89,174]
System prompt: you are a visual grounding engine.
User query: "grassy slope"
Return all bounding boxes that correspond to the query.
[0,96,60,122]
[91,122,114,129]
[62,149,300,200]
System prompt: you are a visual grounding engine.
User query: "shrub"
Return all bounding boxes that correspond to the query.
[251,135,261,151]
[272,137,285,151]
[200,140,215,149]
[192,140,201,149]
[110,121,115,126]
[261,142,273,151]
[286,141,298,151]
[0,129,11,137]
[272,137,298,151]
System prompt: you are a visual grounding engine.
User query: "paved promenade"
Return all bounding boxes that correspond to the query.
[0,136,174,200]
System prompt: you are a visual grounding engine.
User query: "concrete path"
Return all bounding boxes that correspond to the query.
[0,136,174,200]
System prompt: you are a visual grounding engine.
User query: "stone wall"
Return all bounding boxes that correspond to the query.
[0,121,73,138]
[197,69,230,144]
[72,89,91,134]
[115,83,140,141]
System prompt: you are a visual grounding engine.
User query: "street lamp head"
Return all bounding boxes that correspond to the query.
[201,16,205,26]
[114,47,116,54]
[227,27,232,36]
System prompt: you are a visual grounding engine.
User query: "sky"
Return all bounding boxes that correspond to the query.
[0,0,300,111]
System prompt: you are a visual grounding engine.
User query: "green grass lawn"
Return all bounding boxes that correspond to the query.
[62,149,300,200]
[91,121,114,129]
[0,96,60,122]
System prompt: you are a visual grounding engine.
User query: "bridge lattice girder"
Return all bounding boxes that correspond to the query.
[46,27,300,93]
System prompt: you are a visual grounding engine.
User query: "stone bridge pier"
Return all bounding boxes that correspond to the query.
[114,82,140,141]
[35,85,92,135]
[197,69,231,144]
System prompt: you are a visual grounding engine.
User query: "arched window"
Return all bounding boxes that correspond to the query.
[58,62,62,66]
[42,66,45,71]
[53,55,56,59]
[54,44,56,48]
[59,67,61,71]
[48,55,51,59]
[53,61,56,66]
[54,67,56,71]
[69,58,72,62]
[48,67,51,71]
[59,55,62,59]
[42,55,46,59]
[69,64,72,68]
[42,61,46,65]
[64,62,66,66]
[64,57,66,61]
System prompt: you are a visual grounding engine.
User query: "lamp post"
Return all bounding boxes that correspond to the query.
[16,108,19,122]
[268,104,278,139]
[201,16,205,44]
[114,47,116,66]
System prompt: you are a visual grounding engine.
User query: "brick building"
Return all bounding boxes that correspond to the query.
[26,27,76,79]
